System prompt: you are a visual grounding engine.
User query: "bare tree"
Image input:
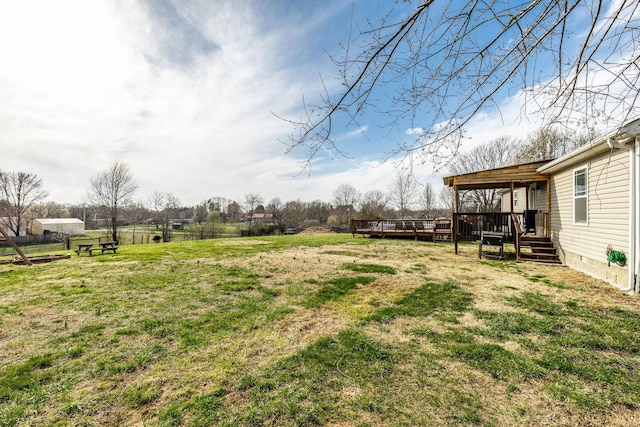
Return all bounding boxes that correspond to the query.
[449,137,521,212]
[0,171,47,236]
[439,186,456,217]
[284,1,640,167]
[419,182,437,218]
[515,126,595,163]
[333,184,361,224]
[388,170,418,218]
[267,197,285,232]
[282,200,306,229]
[226,201,242,223]
[243,193,264,217]
[88,162,138,242]
[359,189,388,219]
[149,191,180,242]
[243,192,264,233]
[33,201,70,219]
[306,200,331,225]
[333,184,361,207]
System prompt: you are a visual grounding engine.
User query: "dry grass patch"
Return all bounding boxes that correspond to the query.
[2,236,640,426]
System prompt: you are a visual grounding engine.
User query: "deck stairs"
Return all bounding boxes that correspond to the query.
[519,235,561,264]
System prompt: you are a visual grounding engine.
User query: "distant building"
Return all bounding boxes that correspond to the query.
[30,218,85,236]
[246,213,274,224]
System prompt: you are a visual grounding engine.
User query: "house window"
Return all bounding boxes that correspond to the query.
[514,191,518,208]
[573,166,588,224]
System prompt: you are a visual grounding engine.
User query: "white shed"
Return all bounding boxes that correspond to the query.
[31,218,85,236]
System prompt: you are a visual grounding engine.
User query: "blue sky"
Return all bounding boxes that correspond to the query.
[0,0,637,207]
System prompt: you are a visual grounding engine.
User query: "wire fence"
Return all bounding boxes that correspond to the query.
[0,242,67,257]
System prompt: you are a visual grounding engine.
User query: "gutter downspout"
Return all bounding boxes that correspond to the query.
[629,136,640,295]
[621,137,640,294]
[625,136,640,294]
[625,139,636,294]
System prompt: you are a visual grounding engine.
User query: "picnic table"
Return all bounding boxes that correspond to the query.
[75,243,97,256]
[99,241,118,254]
[75,242,118,256]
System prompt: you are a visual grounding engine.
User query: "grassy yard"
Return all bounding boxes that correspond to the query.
[1,235,640,426]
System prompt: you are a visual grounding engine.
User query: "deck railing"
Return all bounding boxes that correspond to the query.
[350,218,452,241]
[453,213,521,243]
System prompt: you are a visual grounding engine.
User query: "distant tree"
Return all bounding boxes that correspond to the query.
[243,193,264,215]
[226,201,242,222]
[68,204,99,229]
[192,203,208,224]
[0,171,48,236]
[333,184,361,224]
[207,196,228,216]
[306,200,331,225]
[388,170,417,218]
[515,127,595,163]
[124,201,149,245]
[33,201,69,219]
[419,183,437,218]
[333,184,361,207]
[282,200,305,229]
[88,162,138,242]
[439,187,456,217]
[205,211,222,238]
[243,193,264,234]
[359,189,388,219]
[149,191,180,242]
[267,197,285,232]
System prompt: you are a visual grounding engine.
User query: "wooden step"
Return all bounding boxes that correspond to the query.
[519,236,561,263]
[528,247,557,254]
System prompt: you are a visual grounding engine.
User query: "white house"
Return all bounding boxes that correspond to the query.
[537,118,640,294]
[444,117,640,294]
[30,218,85,236]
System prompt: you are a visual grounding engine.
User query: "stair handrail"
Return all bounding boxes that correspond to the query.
[511,213,525,261]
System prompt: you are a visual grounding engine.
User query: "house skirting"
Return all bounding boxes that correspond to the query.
[560,251,629,291]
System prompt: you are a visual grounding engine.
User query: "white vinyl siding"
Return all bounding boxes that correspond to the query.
[549,147,629,286]
[500,185,548,213]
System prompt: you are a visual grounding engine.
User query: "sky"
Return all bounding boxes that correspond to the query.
[0,0,637,208]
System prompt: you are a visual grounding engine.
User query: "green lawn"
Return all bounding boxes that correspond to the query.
[1,235,640,426]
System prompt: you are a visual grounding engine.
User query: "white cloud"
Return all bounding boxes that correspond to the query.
[0,1,361,205]
[405,127,424,136]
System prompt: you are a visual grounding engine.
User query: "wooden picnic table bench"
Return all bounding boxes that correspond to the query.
[75,243,97,256]
[99,241,118,254]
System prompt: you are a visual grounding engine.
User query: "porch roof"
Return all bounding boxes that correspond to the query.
[442,160,551,190]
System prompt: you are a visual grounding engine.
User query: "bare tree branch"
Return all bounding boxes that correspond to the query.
[284,0,640,168]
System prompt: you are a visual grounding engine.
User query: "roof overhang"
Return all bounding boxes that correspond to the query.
[443,160,550,190]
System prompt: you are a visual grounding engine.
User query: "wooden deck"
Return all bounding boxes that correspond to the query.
[351,218,453,241]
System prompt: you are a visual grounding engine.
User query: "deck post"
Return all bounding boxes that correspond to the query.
[454,186,460,254]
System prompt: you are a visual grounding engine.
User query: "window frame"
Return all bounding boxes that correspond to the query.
[573,165,588,225]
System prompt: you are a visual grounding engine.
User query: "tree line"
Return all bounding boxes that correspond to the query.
[0,125,593,241]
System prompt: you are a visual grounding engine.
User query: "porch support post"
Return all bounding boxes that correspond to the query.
[510,182,514,213]
[546,176,551,237]
[510,181,519,260]
[454,184,459,254]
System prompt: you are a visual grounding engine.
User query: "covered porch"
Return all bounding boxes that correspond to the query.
[443,161,553,260]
